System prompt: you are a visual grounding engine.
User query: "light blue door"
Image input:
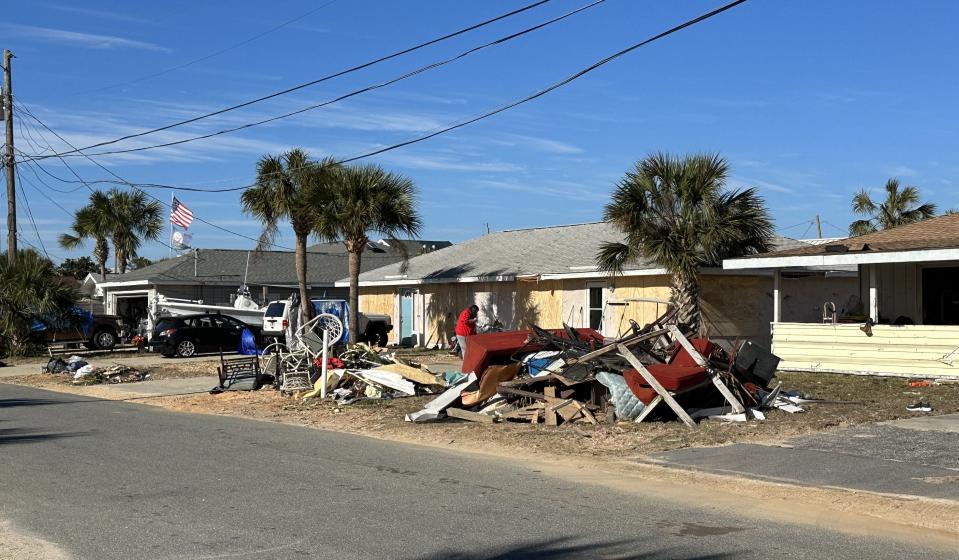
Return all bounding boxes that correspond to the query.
[399,291,414,345]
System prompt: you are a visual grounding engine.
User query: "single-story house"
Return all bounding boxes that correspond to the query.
[724,214,959,378]
[83,247,412,333]
[338,222,858,348]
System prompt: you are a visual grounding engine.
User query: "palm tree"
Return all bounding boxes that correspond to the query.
[59,190,113,280]
[597,153,773,331]
[849,178,937,236]
[107,188,163,273]
[0,249,77,356]
[241,149,341,321]
[312,163,421,344]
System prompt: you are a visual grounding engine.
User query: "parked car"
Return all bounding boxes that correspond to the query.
[261,298,392,346]
[151,313,261,358]
[32,306,123,350]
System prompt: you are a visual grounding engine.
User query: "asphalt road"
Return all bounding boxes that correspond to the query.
[1,384,954,560]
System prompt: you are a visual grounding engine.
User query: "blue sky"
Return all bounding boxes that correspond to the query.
[4,0,959,261]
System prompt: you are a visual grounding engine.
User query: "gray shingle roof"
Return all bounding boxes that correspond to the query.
[307,239,452,255]
[97,249,402,286]
[349,222,809,284]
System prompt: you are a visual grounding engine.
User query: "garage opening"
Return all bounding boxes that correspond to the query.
[116,295,150,337]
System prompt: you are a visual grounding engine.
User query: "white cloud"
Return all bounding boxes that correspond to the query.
[474,179,608,201]
[501,134,583,155]
[379,153,524,173]
[730,175,795,194]
[889,165,918,177]
[1,23,170,53]
[48,5,151,24]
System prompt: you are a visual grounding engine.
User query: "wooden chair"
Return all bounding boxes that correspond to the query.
[616,326,745,428]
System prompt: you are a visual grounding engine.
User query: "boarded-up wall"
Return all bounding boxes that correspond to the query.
[356,272,858,348]
[772,322,959,378]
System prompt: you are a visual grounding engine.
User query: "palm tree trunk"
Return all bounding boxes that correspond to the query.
[295,234,312,323]
[670,270,701,333]
[117,249,128,274]
[95,238,108,280]
[348,248,361,345]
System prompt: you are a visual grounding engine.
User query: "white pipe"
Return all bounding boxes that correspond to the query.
[320,328,329,399]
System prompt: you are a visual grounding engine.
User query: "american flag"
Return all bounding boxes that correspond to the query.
[170,197,194,229]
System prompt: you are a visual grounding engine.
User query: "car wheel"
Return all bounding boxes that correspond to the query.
[175,339,197,358]
[91,329,117,350]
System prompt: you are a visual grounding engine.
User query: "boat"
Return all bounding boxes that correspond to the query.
[153,290,265,327]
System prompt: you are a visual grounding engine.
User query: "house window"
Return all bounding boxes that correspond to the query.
[587,282,605,331]
[922,267,959,325]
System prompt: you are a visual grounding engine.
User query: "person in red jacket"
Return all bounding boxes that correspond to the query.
[454,304,479,357]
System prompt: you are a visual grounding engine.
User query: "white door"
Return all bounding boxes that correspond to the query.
[586,281,607,334]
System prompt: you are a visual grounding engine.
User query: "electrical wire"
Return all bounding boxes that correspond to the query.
[32,0,554,158]
[14,164,50,259]
[14,101,295,251]
[45,0,607,160]
[333,0,751,164]
[75,0,342,95]
[777,219,814,232]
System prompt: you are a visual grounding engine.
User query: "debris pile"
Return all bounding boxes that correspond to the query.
[270,343,461,404]
[406,307,801,429]
[42,355,150,385]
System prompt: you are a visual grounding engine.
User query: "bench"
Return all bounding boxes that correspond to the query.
[213,350,265,392]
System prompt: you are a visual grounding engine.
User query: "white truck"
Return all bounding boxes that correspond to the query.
[261,298,393,346]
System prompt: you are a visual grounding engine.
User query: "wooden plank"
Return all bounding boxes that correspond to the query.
[668,326,745,414]
[616,343,696,429]
[564,328,669,365]
[634,394,662,424]
[446,407,495,424]
[544,386,558,426]
[571,400,597,424]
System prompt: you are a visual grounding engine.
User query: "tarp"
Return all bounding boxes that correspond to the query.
[311,299,350,343]
[238,328,260,355]
[460,328,604,377]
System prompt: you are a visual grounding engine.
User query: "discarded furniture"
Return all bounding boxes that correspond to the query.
[214,350,265,392]
[618,326,745,428]
[460,328,604,377]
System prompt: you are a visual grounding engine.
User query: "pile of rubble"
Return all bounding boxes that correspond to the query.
[304,344,466,404]
[43,355,150,385]
[405,308,804,428]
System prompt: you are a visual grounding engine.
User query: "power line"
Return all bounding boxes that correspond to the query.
[14,102,294,251]
[777,219,814,232]
[335,0,751,164]
[75,0,341,95]
[32,0,554,159]
[13,164,49,259]
[16,0,750,197]
[46,0,606,160]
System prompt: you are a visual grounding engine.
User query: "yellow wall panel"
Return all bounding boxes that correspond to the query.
[773,322,959,378]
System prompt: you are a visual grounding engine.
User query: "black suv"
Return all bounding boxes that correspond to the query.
[152,313,260,358]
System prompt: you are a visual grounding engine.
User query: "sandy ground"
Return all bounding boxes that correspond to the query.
[12,366,957,458]
[0,521,69,560]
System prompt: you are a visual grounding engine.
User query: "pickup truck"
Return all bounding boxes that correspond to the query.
[261,298,392,346]
[31,306,123,350]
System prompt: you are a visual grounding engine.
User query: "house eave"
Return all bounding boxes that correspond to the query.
[724,247,959,270]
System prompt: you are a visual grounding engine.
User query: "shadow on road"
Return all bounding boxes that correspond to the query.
[0,427,92,446]
[411,537,740,560]
[0,397,77,409]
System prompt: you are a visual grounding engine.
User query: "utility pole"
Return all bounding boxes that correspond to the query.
[815,214,822,239]
[2,49,15,265]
